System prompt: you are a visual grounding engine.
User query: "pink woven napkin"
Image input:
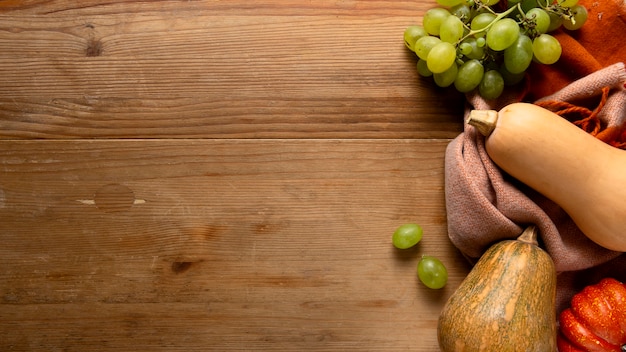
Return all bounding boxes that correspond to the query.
[444,62,626,311]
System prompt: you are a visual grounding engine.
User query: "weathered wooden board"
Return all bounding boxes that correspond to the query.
[0,139,470,350]
[0,1,471,351]
[0,0,464,139]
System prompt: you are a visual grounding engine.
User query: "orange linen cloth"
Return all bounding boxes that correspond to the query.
[527,0,626,100]
[528,0,626,148]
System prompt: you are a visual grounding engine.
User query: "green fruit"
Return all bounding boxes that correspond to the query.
[392,223,423,249]
[417,256,448,289]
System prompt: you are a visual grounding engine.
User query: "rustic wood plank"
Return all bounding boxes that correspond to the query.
[0,139,470,351]
[0,1,471,351]
[0,1,465,139]
[0,0,439,16]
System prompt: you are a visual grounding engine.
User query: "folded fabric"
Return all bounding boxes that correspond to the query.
[445,63,626,311]
[443,0,626,313]
[527,0,626,100]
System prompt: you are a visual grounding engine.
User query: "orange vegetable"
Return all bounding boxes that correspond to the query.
[557,278,626,352]
[438,226,557,351]
[467,103,626,251]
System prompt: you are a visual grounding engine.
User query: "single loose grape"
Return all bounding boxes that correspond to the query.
[504,34,533,74]
[414,35,442,61]
[433,62,458,87]
[392,223,423,249]
[454,59,484,92]
[440,15,465,44]
[423,7,451,36]
[562,4,588,30]
[479,70,504,99]
[486,18,520,51]
[417,256,448,289]
[404,25,428,51]
[526,8,550,34]
[426,42,456,73]
[533,33,562,64]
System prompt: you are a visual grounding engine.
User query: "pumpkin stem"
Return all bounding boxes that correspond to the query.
[517,226,539,246]
[467,110,498,137]
[621,345,626,352]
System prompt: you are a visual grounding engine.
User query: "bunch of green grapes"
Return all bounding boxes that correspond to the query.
[404,0,588,99]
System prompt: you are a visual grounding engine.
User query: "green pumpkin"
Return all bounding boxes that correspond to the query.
[437,226,557,352]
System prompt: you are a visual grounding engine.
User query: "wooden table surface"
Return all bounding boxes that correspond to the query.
[0,1,472,350]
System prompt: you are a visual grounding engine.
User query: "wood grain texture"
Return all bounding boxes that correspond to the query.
[0,1,471,351]
[0,139,471,351]
[0,0,464,139]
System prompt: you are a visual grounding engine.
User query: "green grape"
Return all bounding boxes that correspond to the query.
[469,5,489,19]
[520,0,539,12]
[392,223,423,249]
[499,64,526,86]
[532,33,562,64]
[417,59,433,77]
[526,8,550,34]
[440,15,465,44]
[504,34,533,74]
[476,37,486,48]
[486,18,520,51]
[437,0,465,6]
[414,35,442,61]
[450,3,471,23]
[479,70,505,99]
[454,59,484,92]
[461,37,485,60]
[404,25,428,51]
[423,7,451,36]
[482,0,500,5]
[426,42,456,73]
[547,11,563,32]
[507,0,522,8]
[433,62,458,87]
[459,42,472,55]
[558,0,578,7]
[562,5,588,30]
[470,13,497,37]
[417,256,448,289]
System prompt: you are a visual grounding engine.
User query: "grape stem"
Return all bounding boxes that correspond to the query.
[457,2,523,45]
[537,0,577,24]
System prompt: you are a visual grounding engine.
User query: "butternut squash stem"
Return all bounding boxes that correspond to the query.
[466,109,498,137]
[517,226,539,246]
[467,111,542,248]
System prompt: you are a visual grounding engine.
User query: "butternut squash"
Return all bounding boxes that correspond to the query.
[467,102,626,252]
[437,226,557,352]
